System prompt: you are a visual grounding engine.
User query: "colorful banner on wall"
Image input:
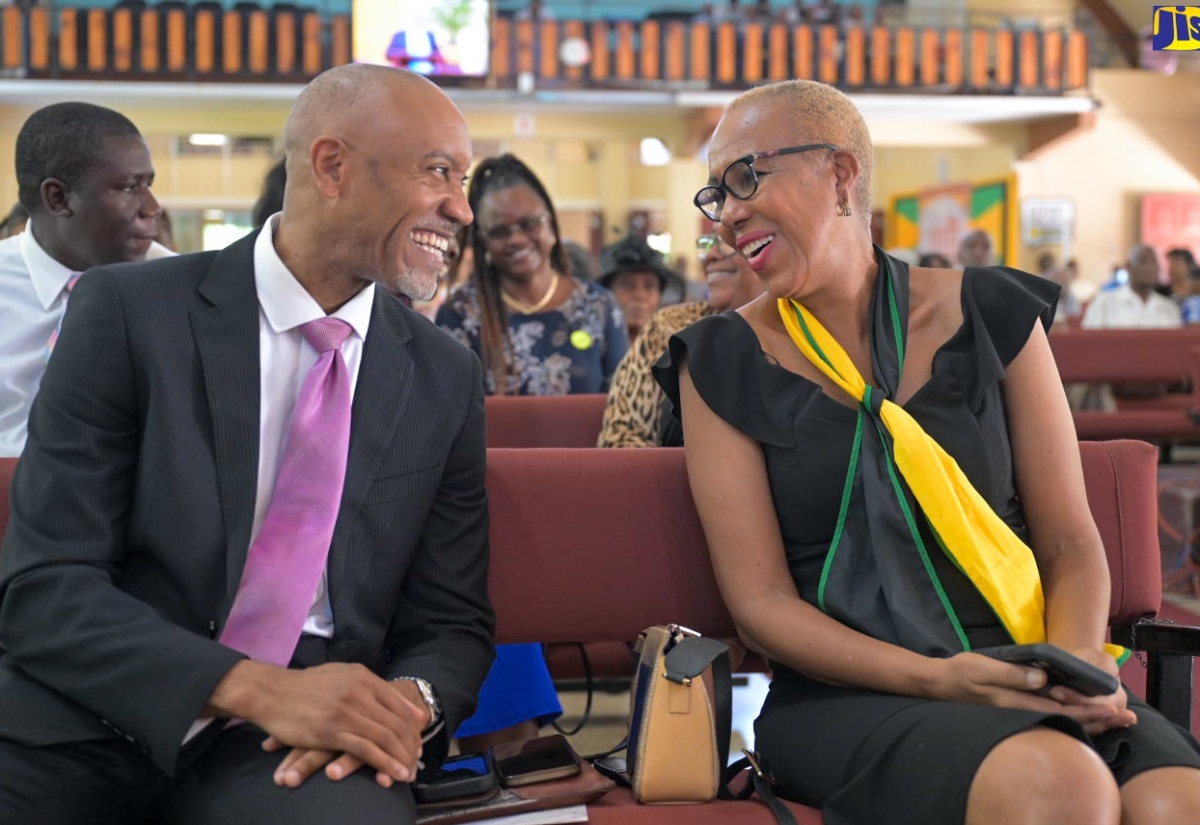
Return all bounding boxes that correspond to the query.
[887,176,1018,266]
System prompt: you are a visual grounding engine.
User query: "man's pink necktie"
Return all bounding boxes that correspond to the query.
[219,317,353,666]
[45,273,81,360]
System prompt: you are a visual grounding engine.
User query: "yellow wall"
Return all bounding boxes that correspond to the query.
[3,66,1199,286]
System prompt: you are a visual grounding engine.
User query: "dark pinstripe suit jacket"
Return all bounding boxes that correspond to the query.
[0,230,495,775]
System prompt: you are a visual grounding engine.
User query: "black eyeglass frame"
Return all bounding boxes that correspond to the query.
[693,143,839,222]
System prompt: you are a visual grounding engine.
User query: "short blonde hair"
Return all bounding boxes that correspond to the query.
[730,81,873,216]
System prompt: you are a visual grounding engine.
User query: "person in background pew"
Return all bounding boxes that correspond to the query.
[0,101,172,458]
[438,154,629,750]
[436,153,627,397]
[956,227,994,268]
[597,234,673,344]
[1180,265,1200,325]
[597,231,763,447]
[0,65,493,824]
[1083,244,1181,329]
[655,79,1200,825]
[1163,247,1196,301]
[1075,243,1182,412]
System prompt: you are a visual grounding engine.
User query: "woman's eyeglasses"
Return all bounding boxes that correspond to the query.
[696,234,724,259]
[693,143,839,222]
[480,213,550,243]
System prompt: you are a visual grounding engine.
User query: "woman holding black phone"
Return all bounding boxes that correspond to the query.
[656,80,1200,825]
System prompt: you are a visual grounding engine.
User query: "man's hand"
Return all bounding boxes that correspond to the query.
[206,661,428,787]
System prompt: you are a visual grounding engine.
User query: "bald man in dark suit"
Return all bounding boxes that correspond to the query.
[0,65,493,824]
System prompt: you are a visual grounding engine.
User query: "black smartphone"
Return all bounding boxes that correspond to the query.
[412,751,498,805]
[975,643,1120,697]
[491,734,582,788]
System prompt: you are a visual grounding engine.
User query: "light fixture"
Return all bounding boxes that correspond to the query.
[639,137,672,167]
[188,133,230,147]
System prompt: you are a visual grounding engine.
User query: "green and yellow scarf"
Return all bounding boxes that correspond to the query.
[777,252,1125,663]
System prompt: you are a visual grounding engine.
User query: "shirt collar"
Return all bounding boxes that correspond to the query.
[21,227,78,311]
[253,216,374,341]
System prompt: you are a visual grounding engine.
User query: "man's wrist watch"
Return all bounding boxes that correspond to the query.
[395,676,443,733]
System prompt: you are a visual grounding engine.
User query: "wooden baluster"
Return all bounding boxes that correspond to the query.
[895,26,914,86]
[276,10,297,75]
[29,7,50,70]
[871,26,890,86]
[221,10,240,73]
[969,28,989,90]
[742,22,763,83]
[515,19,533,75]
[491,16,510,80]
[140,8,158,72]
[1018,28,1038,90]
[689,20,709,81]
[59,8,78,72]
[2,7,21,71]
[1043,28,1062,90]
[664,20,684,82]
[817,24,837,84]
[539,19,558,80]
[715,20,736,83]
[248,9,268,74]
[194,6,214,73]
[844,25,864,87]
[920,27,938,86]
[330,14,348,67]
[615,20,634,80]
[302,11,320,76]
[165,7,186,73]
[944,27,962,88]
[1066,29,1087,89]
[113,7,133,72]
[590,20,609,81]
[767,22,788,81]
[994,29,1012,88]
[792,24,812,79]
[86,8,106,72]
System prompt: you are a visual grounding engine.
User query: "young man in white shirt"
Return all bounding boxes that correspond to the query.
[0,101,170,457]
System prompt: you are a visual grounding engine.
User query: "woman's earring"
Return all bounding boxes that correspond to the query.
[484,251,493,266]
[840,203,853,217]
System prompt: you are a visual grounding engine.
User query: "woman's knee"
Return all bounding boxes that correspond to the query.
[1120,766,1200,824]
[966,728,1120,825]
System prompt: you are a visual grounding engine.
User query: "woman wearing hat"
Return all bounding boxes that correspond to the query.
[597,235,673,343]
[598,232,763,447]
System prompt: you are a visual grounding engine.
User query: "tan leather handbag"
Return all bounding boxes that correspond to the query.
[626,624,730,803]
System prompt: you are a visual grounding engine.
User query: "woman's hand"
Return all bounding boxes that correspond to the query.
[1041,646,1138,735]
[926,652,1136,735]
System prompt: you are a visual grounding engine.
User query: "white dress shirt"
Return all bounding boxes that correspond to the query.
[251,217,374,638]
[0,230,74,457]
[0,229,176,458]
[1082,284,1183,329]
[0,229,175,453]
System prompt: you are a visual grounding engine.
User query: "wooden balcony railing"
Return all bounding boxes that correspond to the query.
[0,5,1088,94]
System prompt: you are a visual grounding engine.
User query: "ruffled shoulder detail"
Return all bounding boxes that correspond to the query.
[951,266,1059,407]
[652,312,800,447]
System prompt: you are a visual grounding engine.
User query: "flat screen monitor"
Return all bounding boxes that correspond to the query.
[352,0,491,77]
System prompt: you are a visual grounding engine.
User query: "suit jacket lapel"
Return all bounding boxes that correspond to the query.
[190,231,262,610]
[327,288,415,614]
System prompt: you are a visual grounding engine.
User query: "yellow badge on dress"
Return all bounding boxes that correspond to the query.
[570,330,593,350]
